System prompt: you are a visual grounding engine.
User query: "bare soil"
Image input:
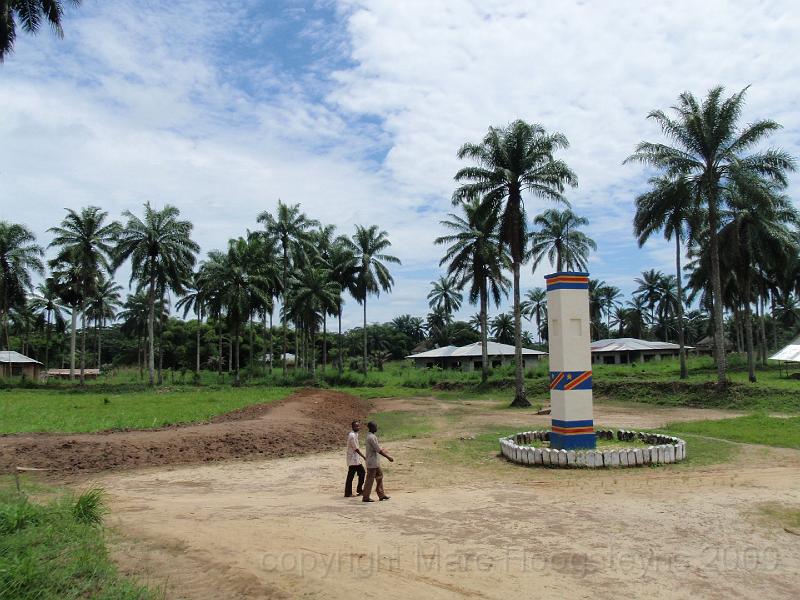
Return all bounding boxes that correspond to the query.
[0,389,371,473]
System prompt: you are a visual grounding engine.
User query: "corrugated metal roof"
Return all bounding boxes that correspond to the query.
[590,338,693,352]
[0,351,42,365]
[769,335,800,362]
[407,342,547,359]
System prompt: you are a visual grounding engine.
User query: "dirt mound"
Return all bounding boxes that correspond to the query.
[0,389,372,474]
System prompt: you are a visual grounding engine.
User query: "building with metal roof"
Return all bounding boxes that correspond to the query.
[769,335,800,363]
[590,338,691,365]
[0,351,43,379]
[407,341,547,371]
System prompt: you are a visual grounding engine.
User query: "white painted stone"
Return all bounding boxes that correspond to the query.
[610,451,620,466]
[640,448,650,464]
[628,450,636,466]
[576,452,586,467]
[618,451,627,466]
[657,446,665,463]
[566,450,576,466]
[586,452,596,468]
[675,444,683,461]
[634,449,643,465]
[665,445,675,463]
[602,451,611,467]
[558,450,568,467]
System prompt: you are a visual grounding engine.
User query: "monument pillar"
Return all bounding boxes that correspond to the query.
[545,271,595,449]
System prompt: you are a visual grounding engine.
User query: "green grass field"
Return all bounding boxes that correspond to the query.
[0,481,158,599]
[662,414,800,449]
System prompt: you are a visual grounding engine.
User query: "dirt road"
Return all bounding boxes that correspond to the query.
[88,397,800,600]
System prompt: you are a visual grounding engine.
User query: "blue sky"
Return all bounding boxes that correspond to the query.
[1,0,799,330]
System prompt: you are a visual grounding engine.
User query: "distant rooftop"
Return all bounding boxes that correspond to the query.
[0,351,42,364]
[407,341,547,359]
[590,338,692,352]
[769,335,800,363]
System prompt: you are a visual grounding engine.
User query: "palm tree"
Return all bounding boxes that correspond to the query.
[258,202,319,375]
[427,275,463,319]
[490,313,515,345]
[453,120,577,407]
[48,207,118,383]
[29,278,67,369]
[436,198,509,382]
[599,284,622,336]
[329,236,358,376]
[634,176,695,378]
[0,221,44,350]
[85,275,122,368]
[176,270,207,377]
[521,288,547,343]
[200,238,270,386]
[119,292,151,379]
[529,208,596,272]
[291,266,341,377]
[1,0,81,61]
[634,269,665,336]
[114,203,199,386]
[626,86,795,387]
[345,225,400,375]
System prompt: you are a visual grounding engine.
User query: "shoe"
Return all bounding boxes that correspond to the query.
[344,494,353,498]
[362,498,375,502]
[379,496,391,501]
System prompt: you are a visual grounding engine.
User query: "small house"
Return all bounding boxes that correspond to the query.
[590,338,692,365]
[407,341,547,371]
[0,351,43,379]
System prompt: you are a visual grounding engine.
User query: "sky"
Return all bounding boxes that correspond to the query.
[1,0,799,331]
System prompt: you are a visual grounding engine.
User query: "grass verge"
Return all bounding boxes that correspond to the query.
[660,414,800,449]
[366,410,436,441]
[0,480,157,599]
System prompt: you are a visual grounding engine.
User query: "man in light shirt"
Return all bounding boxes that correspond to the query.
[345,420,366,497]
[362,420,393,503]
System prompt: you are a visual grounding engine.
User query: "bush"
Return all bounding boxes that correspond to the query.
[72,488,106,526]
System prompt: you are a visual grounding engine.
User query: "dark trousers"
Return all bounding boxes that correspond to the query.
[345,464,365,496]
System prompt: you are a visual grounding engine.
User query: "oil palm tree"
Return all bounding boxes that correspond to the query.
[329,236,358,376]
[490,313,515,345]
[345,225,400,375]
[176,270,207,377]
[114,203,198,386]
[521,288,547,344]
[0,221,44,350]
[529,208,596,272]
[453,120,577,406]
[427,275,463,319]
[634,175,696,377]
[291,266,341,377]
[634,269,665,336]
[436,198,509,382]
[599,284,622,337]
[49,206,118,383]
[626,86,796,388]
[258,202,319,375]
[1,0,81,61]
[85,275,122,368]
[29,278,67,369]
[119,292,151,379]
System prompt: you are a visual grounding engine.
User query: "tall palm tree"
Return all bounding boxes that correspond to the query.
[521,288,547,343]
[453,120,577,407]
[118,292,151,379]
[427,275,463,320]
[176,270,207,377]
[114,203,199,386]
[345,225,400,375]
[626,86,795,387]
[48,206,117,383]
[599,284,622,337]
[200,238,270,386]
[634,175,696,377]
[529,208,596,272]
[436,198,509,382]
[0,221,44,350]
[85,275,122,368]
[1,0,81,61]
[29,278,67,369]
[329,236,358,376]
[291,266,341,377]
[258,202,319,375]
[634,269,665,337]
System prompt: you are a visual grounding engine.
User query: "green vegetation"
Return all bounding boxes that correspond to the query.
[0,483,157,599]
[662,414,800,449]
[755,502,800,532]
[0,385,290,433]
[366,410,436,441]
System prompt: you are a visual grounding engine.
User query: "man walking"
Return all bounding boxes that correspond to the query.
[362,421,393,503]
[345,420,366,497]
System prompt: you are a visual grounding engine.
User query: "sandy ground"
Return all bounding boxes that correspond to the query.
[81,397,800,600]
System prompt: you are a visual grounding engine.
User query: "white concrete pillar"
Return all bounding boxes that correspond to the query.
[545,272,595,450]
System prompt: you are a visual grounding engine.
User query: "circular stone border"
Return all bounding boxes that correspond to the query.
[499,429,687,468]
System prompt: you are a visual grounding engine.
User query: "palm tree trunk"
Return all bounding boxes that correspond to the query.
[282,247,288,377]
[217,319,222,377]
[294,323,299,371]
[1,291,8,350]
[157,291,165,386]
[744,300,756,382]
[338,307,343,377]
[708,205,727,388]
[228,331,233,374]
[249,314,254,377]
[362,296,368,375]
[234,322,241,386]
[69,305,77,380]
[196,307,201,375]
[97,317,103,369]
[480,278,489,383]
[268,311,274,375]
[758,298,768,366]
[80,305,86,385]
[675,236,687,379]
[147,269,156,386]
[322,314,327,373]
[44,310,51,370]
[510,261,530,407]
[310,326,316,378]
